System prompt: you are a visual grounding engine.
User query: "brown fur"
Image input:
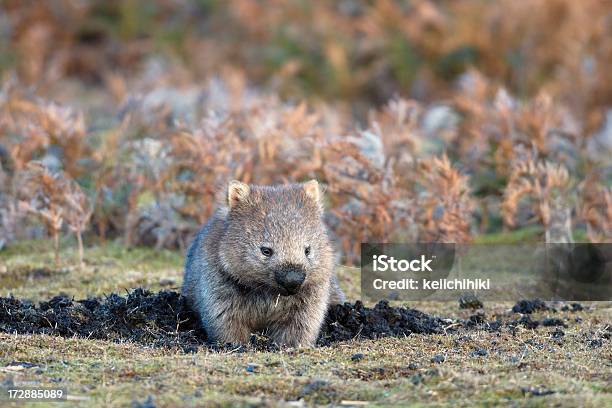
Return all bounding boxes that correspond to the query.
[182,180,344,346]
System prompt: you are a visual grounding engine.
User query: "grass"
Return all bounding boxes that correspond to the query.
[0,239,184,300]
[0,238,610,407]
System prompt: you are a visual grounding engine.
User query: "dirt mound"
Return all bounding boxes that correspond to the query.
[319,300,444,346]
[511,299,549,314]
[0,289,205,351]
[0,289,447,350]
[0,290,588,351]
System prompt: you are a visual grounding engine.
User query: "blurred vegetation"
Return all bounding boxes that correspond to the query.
[0,0,610,265]
[1,0,611,108]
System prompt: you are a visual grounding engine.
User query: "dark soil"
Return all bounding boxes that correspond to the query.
[542,317,566,327]
[458,294,483,310]
[0,289,442,351]
[318,300,444,346]
[0,289,205,351]
[0,290,444,351]
[561,303,584,312]
[0,290,589,352]
[511,315,540,330]
[511,299,549,314]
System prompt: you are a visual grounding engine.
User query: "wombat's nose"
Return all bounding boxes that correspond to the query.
[275,266,306,295]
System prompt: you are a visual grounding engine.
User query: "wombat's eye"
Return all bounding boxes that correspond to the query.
[305,245,311,256]
[260,246,273,257]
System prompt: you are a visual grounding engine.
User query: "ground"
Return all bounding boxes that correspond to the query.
[0,239,610,407]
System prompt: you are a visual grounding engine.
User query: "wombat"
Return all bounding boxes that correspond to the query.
[182,180,345,346]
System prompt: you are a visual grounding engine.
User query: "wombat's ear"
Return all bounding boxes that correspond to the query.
[227,180,250,209]
[303,180,322,209]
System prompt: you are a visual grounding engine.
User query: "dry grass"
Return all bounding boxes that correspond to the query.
[0,240,610,407]
[1,324,610,407]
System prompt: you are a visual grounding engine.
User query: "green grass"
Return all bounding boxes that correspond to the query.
[0,237,610,407]
[0,239,183,300]
[474,226,590,244]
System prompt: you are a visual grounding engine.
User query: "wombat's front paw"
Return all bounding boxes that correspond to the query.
[269,320,320,347]
[211,321,253,345]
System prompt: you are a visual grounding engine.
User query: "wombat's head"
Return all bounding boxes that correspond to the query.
[218,180,333,296]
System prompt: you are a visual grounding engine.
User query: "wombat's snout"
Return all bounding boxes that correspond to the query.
[274,265,306,296]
